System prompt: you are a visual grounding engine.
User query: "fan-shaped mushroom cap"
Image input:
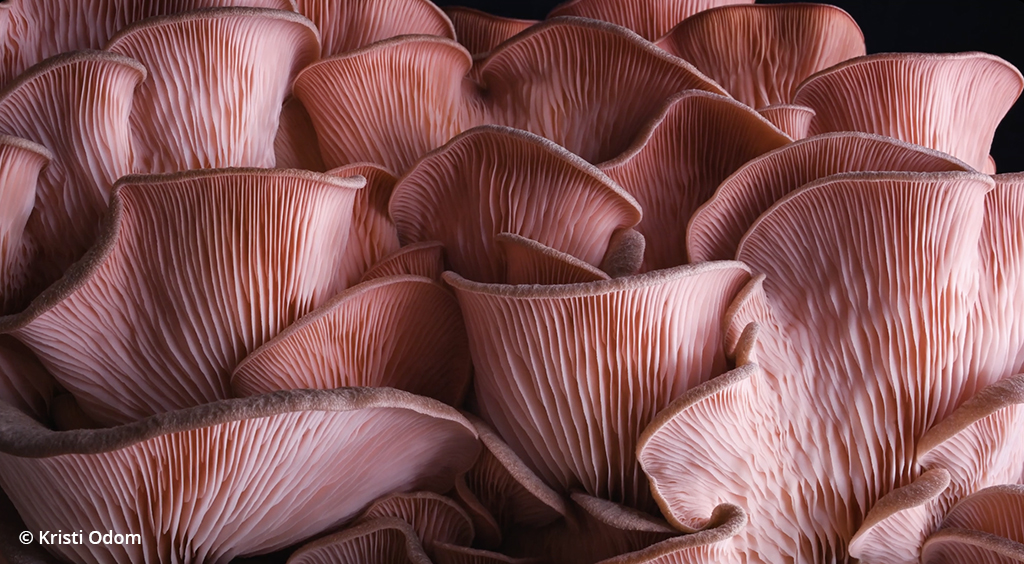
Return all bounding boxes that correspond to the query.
[232,275,471,407]
[445,261,750,510]
[496,233,611,285]
[598,90,790,271]
[849,374,1024,563]
[0,0,293,86]
[0,136,50,313]
[294,35,475,173]
[481,17,726,164]
[641,170,1024,562]
[391,126,641,283]
[756,104,815,139]
[688,132,971,263]
[542,493,678,564]
[0,168,363,425]
[327,163,402,288]
[460,414,568,534]
[451,476,505,549]
[548,0,753,42]
[444,6,536,57]
[361,241,446,283]
[288,517,433,564]
[362,491,475,554]
[0,51,144,289]
[656,4,864,109]
[793,52,1024,172]
[107,8,320,173]
[293,0,454,57]
[926,485,1024,561]
[275,97,327,172]
[0,387,479,564]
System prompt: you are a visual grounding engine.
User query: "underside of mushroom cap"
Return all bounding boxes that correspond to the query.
[361,491,475,555]
[294,35,475,173]
[0,387,479,564]
[275,96,328,172]
[756,104,816,140]
[361,241,446,283]
[1,168,363,425]
[288,517,434,564]
[920,484,1024,563]
[548,0,753,42]
[794,51,1024,172]
[687,132,971,263]
[644,170,1018,562]
[598,89,790,271]
[232,274,472,407]
[445,260,750,511]
[107,7,321,173]
[656,3,865,109]
[444,6,536,57]
[0,0,294,86]
[0,335,55,424]
[480,17,727,164]
[496,232,611,285]
[293,0,455,57]
[391,126,641,284]
[327,162,402,288]
[0,136,51,314]
[593,503,747,564]
[0,51,144,291]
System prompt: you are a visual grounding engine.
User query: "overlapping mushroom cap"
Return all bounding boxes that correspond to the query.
[0,168,363,425]
[0,387,480,563]
[446,260,750,511]
[639,171,1024,563]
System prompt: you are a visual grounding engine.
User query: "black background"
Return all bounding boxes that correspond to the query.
[434,0,1024,173]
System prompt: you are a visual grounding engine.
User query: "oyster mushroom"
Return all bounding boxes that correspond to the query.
[0,135,51,313]
[0,168,363,425]
[548,0,752,42]
[293,0,455,57]
[0,387,480,564]
[106,7,321,172]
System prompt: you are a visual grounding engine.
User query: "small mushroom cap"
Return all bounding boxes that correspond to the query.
[293,0,455,57]
[794,51,1024,172]
[597,90,790,271]
[460,413,568,532]
[687,132,971,263]
[362,491,475,554]
[0,387,480,564]
[232,275,472,407]
[656,3,865,108]
[922,485,1024,563]
[756,104,816,140]
[0,51,144,289]
[2,168,363,425]
[445,260,750,510]
[361,241,446,283]
[391,125,641,283]
[287,517,433,564]
[548,0,753,42]
[327,162,402,287]
[444,6,536,57]
[107,7,322,173]
[0,135,51,313]
[294,35,474,173]
[593,504,747,564]
[496,233,611,285]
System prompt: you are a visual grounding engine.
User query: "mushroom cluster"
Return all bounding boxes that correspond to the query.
[0,0,1021,563]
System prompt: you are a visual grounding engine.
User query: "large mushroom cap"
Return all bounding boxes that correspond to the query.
[547,0,753,42]
[0,387,480,564]
[794,51,1024,172]
[445,260,749,511]
[2,168,363,425]
[107,7,322,173]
